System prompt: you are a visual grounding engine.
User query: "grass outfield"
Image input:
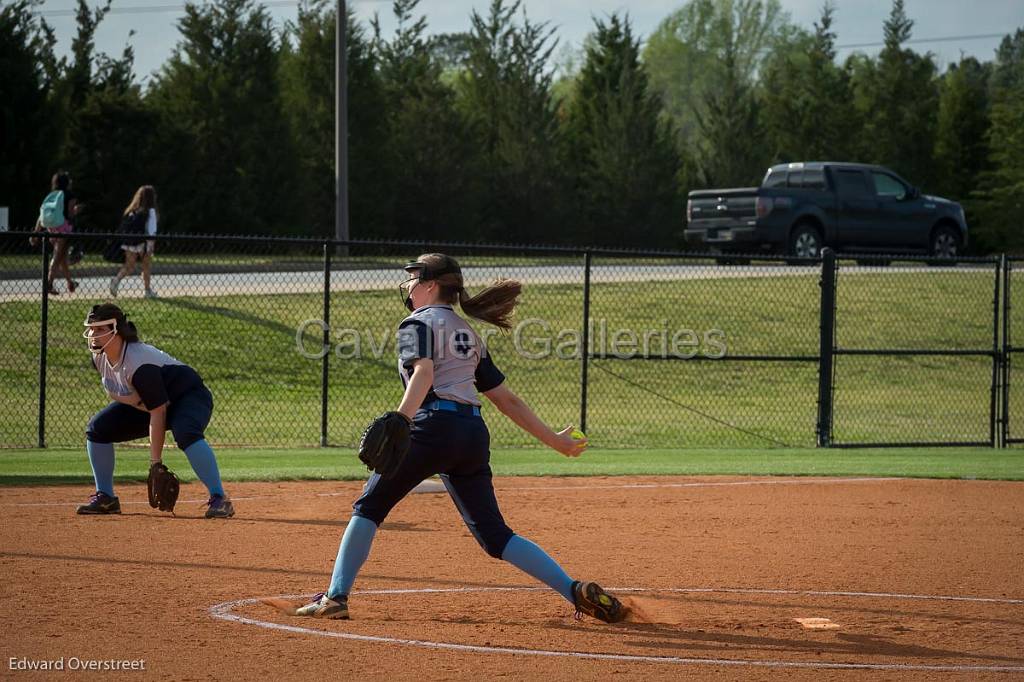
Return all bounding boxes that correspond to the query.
[0,447,1022,485]
[0,262,1004,449]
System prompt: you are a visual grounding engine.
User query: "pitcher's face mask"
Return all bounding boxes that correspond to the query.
[399,275,421,312]
[83,318,118,355]
[399,259,461,312]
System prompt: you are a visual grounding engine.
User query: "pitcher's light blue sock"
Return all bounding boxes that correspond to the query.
[86,440,115,497]
[182,439,225,497]
[501,534,575,604]
[328,515,378,599]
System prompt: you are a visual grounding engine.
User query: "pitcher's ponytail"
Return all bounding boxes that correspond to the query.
[457,280,522,331]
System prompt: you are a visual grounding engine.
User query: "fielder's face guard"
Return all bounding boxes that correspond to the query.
[83,316,118,354]
[399,259,461,312]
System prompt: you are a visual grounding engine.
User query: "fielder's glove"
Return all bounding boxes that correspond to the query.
[147,461,180,513]
[358,411,412,479]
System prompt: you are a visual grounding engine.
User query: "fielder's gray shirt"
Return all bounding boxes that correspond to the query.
[93,342,202,411]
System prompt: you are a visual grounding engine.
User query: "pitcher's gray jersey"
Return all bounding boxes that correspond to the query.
[396,305,504,406]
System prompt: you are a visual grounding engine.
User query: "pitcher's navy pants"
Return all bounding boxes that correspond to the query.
[352,409,514,558]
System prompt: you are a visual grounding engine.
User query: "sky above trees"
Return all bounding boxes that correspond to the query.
[34,0,1021,82]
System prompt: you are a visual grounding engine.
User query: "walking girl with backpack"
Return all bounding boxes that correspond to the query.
[32,171,79,296]
[110,185,159,298]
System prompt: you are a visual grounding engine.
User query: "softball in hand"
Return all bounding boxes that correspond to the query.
[570,429,586,441]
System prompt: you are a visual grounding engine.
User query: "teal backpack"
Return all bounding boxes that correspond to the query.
[39,191,65,228]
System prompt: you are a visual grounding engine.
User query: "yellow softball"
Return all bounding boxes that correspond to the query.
[570,429,586,441]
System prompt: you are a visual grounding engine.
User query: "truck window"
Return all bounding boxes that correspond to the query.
[834,169,871,196]
[787,170,804,187]
[871,172,907,200]
[803,169,826,189]
[764,170,786,188]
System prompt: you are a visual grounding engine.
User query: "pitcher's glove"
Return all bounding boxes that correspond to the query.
[147,461,180,512]
[358,411,412,479]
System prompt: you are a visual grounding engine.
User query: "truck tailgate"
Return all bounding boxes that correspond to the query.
[688,188,759,224]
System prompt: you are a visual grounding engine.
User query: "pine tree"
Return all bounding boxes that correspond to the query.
[371,0,482,240]
[0,0,63,229]
[149,0,301,233]
[280,0,387,236]
[563,14,681,246]
[970,30,1024,252]
[64,40,159,233]
[934,57,990,200]
[761,3,858,163]
[693,40,767,186]
[458,0,566,242]
[853,0,939,186]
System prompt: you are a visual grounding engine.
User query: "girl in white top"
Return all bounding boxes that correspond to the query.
[110,185,158,299]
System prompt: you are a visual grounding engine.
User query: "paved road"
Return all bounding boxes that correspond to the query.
[0,263,987,303]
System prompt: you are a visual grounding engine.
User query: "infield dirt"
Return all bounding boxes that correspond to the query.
[2,475,1022,680]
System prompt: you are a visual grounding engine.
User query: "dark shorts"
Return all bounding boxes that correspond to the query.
[86,385,213,450]
[352,409,514,559]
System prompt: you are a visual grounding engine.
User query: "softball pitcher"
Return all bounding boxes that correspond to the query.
[296,254,625,623]
[78,303,234,518]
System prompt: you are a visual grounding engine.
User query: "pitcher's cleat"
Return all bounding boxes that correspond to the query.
[204,494,235,519]
[77,491,121,515]
[572,581,626,623]
[295,593,349,619]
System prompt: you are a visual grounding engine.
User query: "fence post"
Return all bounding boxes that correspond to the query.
[991,256,1003,447]
[38,236,49,448]
[816,248,837,447]
[579,251,592,434]
[1001,255,1011,448]
[320,241,331,447]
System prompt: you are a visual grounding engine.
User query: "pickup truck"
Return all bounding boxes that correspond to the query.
[685,162,968,259]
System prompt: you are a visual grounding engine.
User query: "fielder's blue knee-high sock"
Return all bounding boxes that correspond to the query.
[501,534,576,604]
[182,439,225,497]
[86,440,116,497]
[328,515,378,599]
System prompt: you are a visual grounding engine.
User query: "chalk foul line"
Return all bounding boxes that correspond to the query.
[209,586,1024,673]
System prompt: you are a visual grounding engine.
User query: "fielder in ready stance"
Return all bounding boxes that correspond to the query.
[297,254,626,623]
[78,303,234,518]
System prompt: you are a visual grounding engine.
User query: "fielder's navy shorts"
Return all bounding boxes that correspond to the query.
[352,408,515,559]
[86,385,214,451]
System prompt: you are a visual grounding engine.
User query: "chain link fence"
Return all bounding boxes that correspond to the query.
[829,254,1001,447]
[586,255,821,448]
[0,231,1013,449]
[1004,258,1024,445]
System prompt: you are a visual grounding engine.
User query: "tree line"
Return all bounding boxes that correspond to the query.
[2,0,1022,252]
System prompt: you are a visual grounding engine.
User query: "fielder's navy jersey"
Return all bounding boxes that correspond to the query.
[92,342,204,411]
[396,305,504,406]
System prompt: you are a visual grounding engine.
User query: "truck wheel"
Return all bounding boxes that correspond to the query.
[930,226,961,263]
[788,223,822,259]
